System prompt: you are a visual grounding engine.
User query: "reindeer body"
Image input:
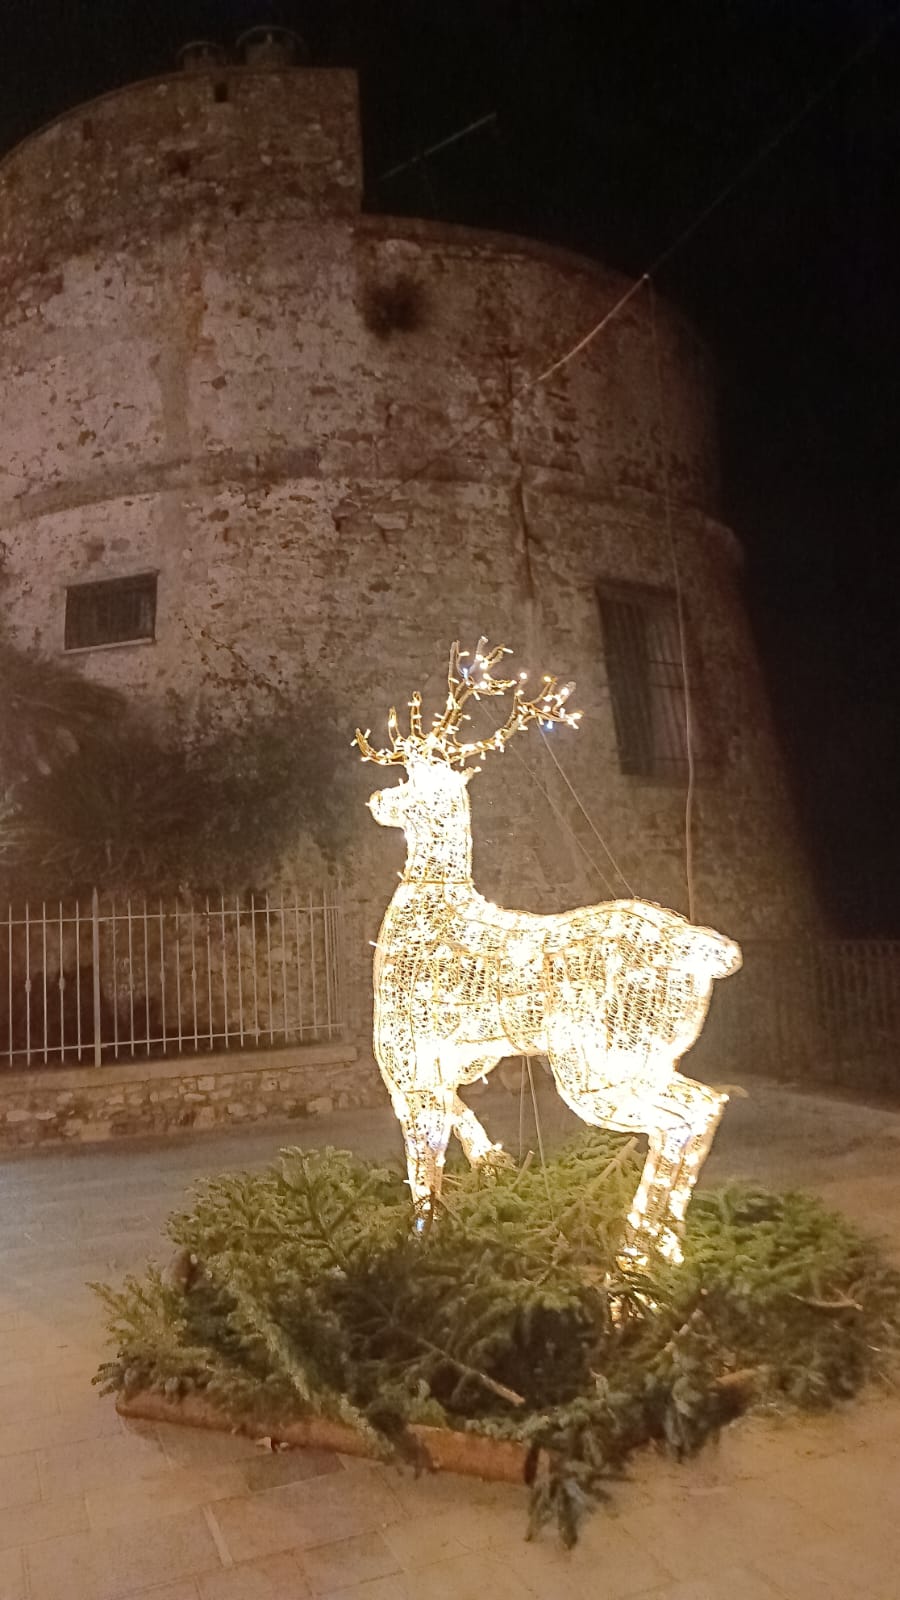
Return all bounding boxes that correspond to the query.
[360,643,741,1266]
[376,884,729,1091]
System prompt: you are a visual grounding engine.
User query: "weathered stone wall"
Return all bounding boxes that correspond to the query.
[0,1041,379,1151]
[0,60,818,1029]
[0,68,361,304]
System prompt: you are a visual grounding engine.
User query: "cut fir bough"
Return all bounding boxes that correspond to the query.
[94,1132,900,1545]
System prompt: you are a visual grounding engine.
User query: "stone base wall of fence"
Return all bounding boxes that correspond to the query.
[0,1040,385,1152]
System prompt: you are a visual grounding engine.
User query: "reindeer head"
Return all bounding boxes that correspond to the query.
[356,641,581,870]
[356,639,581,779]
[367,752,471,838]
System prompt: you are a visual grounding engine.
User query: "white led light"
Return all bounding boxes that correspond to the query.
[356,641,741,1267]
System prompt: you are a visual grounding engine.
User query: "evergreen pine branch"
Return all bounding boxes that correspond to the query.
[94,1130,900,1545]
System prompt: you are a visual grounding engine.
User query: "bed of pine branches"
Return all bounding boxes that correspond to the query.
[94,1132,900,1544]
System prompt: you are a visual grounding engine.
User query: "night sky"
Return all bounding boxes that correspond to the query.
[3,0,899,934]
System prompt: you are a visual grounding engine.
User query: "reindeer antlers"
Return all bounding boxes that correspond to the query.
[355,639,581,767]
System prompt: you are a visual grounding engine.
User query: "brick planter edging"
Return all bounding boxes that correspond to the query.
[117,1390,530,1485]
[0,1040,385,1151]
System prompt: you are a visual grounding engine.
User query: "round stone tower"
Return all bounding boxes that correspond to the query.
[0,51,816,944]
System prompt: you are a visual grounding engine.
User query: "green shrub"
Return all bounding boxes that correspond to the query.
[94,1132,900,1543]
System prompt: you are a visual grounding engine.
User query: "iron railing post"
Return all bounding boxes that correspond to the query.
[91,887,102,1067]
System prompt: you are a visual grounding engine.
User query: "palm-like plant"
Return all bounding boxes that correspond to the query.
[0,642,123,781]
[0,640,349,894]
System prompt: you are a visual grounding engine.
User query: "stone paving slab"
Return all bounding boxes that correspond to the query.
[1,1075,900,1598]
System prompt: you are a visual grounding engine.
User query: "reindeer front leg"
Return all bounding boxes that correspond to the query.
[451,1088,514,1172]
[398,1086,457,1229]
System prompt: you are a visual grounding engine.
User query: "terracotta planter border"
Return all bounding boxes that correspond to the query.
[116,1389,531,1484]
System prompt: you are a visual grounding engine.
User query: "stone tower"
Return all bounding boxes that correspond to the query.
[0,47,816,948]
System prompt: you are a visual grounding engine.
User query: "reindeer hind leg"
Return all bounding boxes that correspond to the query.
[664,1079,727,1232]
[621,1079,727,1267]
[544,1019,721,1268]
[622,1113,693,1267]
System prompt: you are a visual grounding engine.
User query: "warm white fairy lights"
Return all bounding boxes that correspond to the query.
[356,641,741,1267]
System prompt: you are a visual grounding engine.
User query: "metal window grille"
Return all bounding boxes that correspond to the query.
[597,583,700,779]
[0,888,345,1068]
[65,573,158,651]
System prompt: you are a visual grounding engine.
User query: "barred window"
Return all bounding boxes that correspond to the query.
[597,582,707,780]
[64,573,157,651]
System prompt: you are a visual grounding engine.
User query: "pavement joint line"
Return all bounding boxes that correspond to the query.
[202,1504,235,1569]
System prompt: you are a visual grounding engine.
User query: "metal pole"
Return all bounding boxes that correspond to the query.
[323,888,334,1037]
[24,901,31,1067]
[205,896,214,1049]
[309,889,318,1038]
[235,895,245,1046]
[126,897,135,1057]
[91,888,102,1067]
[110,894,119,1060]
[41,900,48,1064]
[265,891,274,1042]
[189,899,199,1052]
[142,897,151,1056]
[159,899,168,1055]
[250,893,260,1043]
[220,894,230,1050]
[279,890,288,1043]
[75,899,82,1063]
[58,901,65,1063]
[7,903,12,1067]
[294,889,304,1039]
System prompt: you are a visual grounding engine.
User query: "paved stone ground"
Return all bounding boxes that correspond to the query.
[2,1072,900,1600]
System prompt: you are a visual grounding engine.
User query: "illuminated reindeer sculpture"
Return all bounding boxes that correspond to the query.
[357,642,741,1266]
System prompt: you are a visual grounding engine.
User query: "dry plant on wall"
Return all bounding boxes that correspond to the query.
[361,273,426,338]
